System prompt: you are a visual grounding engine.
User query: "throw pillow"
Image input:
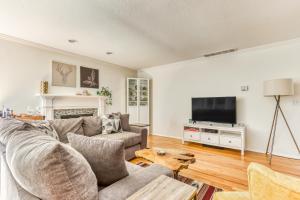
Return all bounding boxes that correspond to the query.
[67,133,129,186]
[6,130,98,200]
[29,120,59,140]
[120,114,130,131]
[1,149,40,200]
[111,112,123,132]
[101,115,121,134]
[50,117,84,143]
[82,116,102,136]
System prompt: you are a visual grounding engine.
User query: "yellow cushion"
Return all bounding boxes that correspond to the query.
[248,163,300,200]
[213,191,250,200]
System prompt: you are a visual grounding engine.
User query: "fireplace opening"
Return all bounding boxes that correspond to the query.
[54,108,98,119]
[60,113,94,119]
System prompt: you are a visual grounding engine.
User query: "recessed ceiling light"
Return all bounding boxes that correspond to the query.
[106,51,113,55]
[68,39,77,43]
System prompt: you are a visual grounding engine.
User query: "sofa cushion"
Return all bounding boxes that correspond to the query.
[120,114,130,131]
[67,133,129,186]
[98,164,173,200]
[92,132,141,148]
[82,116,102,136]
[29,120,59,140]
[6,130,98,200]
[1,151,40,200]
[125,161,142,174]
[50,118,84,143]
[101,115,121,134]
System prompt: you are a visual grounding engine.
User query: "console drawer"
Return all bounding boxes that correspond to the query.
[201,133,219,144]
[184,132,200,141]
[220,135,241,148]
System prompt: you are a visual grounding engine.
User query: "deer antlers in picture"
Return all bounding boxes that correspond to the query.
[56,64,73,84]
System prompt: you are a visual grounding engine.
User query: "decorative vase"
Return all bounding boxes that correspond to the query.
[40,81,48,94]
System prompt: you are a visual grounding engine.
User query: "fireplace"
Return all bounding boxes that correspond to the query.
[37,94,106,120]
[54,108,98,119]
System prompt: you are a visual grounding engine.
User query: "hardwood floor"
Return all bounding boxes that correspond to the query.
[131,135,300,191]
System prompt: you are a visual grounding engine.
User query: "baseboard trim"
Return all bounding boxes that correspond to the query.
[151,133,182,140]
[151,133,300,160]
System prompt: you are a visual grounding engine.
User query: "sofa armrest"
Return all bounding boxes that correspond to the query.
[247,163,300,200]
[129,126,147,149]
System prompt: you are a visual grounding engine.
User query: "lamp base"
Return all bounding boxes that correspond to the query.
[266,95,300,164]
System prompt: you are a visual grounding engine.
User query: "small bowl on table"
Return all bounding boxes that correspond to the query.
[157,149,166,156]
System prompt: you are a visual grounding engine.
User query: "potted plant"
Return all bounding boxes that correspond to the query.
[97,87,112,105]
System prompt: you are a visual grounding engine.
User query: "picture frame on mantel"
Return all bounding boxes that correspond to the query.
[52,61,76,87]
[80,66,99,89]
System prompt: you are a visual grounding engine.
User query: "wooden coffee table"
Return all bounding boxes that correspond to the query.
[135,148,195,179]
[127,175,197,200]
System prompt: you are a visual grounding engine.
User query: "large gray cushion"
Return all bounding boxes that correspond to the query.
[6,130,98,200]
[67,133,129,186]
[50,118,84,143]
[82,116,102,136]
[92,132,141,148]
[98,164,173,200]
[1,151,40,200]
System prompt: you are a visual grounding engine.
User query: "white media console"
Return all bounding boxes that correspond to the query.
[182,123,246,155]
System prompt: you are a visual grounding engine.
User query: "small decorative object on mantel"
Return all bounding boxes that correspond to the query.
[40,81,48,94]
[82,89,91,96]
[80,66,99,89]
[75,91,83,96]
[97,87,112,105]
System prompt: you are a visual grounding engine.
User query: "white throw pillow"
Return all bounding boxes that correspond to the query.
[101,115,121,134]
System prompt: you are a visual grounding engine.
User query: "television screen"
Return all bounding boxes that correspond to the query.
[192,97,236,124]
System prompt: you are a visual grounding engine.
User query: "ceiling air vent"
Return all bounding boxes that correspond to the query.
[203,48,238,57]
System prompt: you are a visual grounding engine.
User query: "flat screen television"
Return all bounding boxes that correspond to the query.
[192,97,236,124]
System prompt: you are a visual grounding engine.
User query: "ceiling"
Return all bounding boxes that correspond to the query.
[1,0,300,69]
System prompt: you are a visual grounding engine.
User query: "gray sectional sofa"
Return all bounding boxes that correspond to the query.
[0,118,172,200]
[49,115,148,160]
[49,114,148,160]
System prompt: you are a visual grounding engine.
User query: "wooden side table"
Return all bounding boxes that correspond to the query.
[135,148,195,179]
[127,175,197,200]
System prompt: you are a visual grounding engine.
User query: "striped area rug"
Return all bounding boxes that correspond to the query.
[137,162,222,200]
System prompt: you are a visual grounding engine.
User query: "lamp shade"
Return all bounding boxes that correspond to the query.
[264,78,294,96]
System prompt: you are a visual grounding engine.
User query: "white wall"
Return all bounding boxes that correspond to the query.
[0,38,136,113]
[139,38,300,159]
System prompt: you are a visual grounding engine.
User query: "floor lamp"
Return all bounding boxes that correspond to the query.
[264,78,300,164]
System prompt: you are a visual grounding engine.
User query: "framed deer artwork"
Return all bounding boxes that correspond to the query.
[80,66,99,89]
[52,61,76,87]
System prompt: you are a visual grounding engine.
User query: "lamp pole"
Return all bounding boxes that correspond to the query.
[266,95,300,164]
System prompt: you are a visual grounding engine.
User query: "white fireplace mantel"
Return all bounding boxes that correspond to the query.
[36,94,107,120]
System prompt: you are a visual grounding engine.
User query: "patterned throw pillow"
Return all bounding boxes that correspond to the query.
[29,121,59,140]
[101,115,121,134]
